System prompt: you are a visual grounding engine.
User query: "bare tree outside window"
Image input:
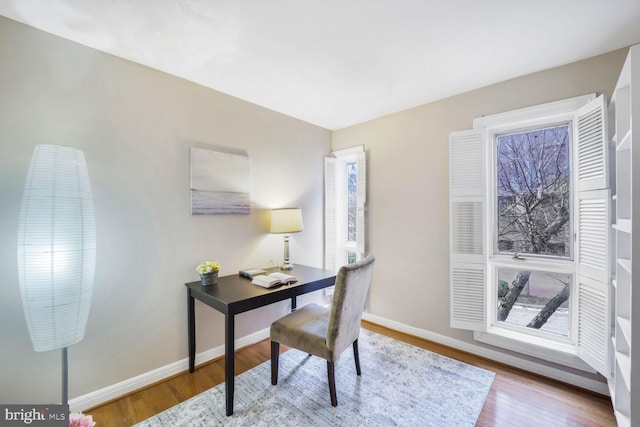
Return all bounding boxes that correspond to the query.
[495,124,572,335]
[497,124,571,257]
[497,268,570,336]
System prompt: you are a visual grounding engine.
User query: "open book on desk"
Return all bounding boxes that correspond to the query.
[251,272,298,288]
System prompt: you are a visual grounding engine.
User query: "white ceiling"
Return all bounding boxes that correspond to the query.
[2,1,640,130]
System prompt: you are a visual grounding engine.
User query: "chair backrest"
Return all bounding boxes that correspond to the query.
[326,255,375,355]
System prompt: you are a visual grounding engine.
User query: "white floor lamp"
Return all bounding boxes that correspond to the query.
[17,145,96,405]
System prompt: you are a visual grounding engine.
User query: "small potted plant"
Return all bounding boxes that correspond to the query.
[197,261,221,286]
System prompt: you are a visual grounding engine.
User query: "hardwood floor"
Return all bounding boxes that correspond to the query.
[86,321,616,426]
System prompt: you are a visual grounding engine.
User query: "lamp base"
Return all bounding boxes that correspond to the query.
[280,262,294,271]
[281,234,294,270]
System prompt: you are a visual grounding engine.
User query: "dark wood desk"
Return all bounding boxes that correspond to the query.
[186,264,336,416]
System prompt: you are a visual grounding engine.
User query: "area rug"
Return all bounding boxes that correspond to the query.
[135,330,494,426]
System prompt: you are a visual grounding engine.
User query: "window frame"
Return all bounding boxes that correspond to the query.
[450,94,606,372]
[487,120,577,347]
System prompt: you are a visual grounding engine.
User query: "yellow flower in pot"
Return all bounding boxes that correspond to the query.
[197,261,221,286]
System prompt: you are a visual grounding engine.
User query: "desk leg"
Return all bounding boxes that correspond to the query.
[187,289,195,373]
[225,313,235,416]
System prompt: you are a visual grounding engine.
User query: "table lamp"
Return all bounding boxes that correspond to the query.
[17,145,96,405]
[270,208,303,270]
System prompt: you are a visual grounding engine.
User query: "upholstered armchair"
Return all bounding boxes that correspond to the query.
[270,255,375,406]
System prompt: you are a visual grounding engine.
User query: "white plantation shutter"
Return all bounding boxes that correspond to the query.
[451,199,484,263]
[450,129,486,331]
[356,151,366,257]
[325,157,337,271]
[577,276,611,375]
[450,130,485,197]
[575,95,611,377]
[577,190,611,283]
[576,95,609,192]
[451,265,486,330]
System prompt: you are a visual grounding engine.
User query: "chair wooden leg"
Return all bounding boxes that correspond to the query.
[327,361,338,406]
[353,339,361,375]
[271,341,280,385]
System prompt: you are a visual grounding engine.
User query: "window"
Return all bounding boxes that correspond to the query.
[450,94,612,375]
[325,146,366,271]
[347,161,358,243]
[494,123,574,342]
[496,267,571,337]
[496,124,571,258]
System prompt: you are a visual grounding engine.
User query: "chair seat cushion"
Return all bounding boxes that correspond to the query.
[270,303,334,361]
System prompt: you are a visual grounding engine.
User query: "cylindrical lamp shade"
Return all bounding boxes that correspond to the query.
[270,208,304,234]
[17,145,96,352]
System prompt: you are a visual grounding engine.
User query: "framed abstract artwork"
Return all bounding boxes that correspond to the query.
[190,147,250,215]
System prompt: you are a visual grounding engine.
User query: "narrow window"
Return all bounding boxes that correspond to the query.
[325,146,367,271]
[347,161,358,244]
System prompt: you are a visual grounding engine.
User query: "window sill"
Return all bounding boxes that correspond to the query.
[474,327,596,373]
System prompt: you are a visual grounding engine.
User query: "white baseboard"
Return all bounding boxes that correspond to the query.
[361,312,610,396]
[69,327,271,412]
[71,312,610,412]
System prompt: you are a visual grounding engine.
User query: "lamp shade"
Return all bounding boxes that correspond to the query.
[270,208,303,234]
[17,145,96,352]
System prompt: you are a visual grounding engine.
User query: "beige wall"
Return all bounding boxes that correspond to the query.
[333,48,628,377]
[0,16,331,404]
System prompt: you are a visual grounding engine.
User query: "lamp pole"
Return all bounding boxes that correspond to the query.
[62,348,68,405]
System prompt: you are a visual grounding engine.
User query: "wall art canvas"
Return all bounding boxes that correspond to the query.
[190,147,250,215]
